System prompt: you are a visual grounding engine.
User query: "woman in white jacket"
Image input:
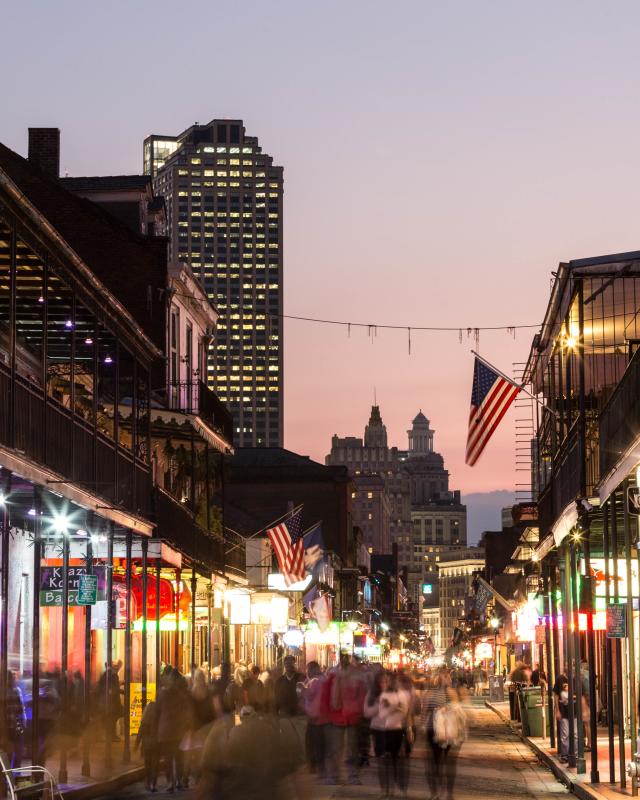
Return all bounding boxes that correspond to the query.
[364,671,410,798]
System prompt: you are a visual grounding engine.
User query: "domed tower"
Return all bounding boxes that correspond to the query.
[407,410,434,457]
[364,405,388,448]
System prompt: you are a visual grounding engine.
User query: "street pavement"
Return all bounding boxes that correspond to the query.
[98,700,568,800]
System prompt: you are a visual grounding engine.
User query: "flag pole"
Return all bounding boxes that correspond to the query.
[470,350,558,416]
[224,504,304,555]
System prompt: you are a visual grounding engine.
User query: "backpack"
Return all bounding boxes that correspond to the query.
[433,703,466,748]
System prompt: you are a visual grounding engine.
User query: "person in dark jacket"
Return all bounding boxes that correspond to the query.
[274,656,304,716]
[155,669,193,792]
[96,660,123,741]
[5,672,26,768]
[135,699,159,791]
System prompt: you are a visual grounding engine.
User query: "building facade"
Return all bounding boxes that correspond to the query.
[143,120,283,448]
[438,549,485,651]
[351,473,391,555]
[327,406,467,639]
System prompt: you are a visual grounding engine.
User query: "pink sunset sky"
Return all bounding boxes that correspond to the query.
[4,1,640,502]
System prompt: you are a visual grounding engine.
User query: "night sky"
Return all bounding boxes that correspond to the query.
[4,1,640,527]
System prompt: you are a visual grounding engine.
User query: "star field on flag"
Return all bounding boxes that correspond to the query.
[465,356,521,466]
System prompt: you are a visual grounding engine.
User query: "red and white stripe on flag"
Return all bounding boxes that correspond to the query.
[465,356,521,467]
[266,510,306,585]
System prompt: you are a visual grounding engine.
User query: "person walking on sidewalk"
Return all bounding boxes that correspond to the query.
[421,671,465,800]
[302,661,328,779]
[365,670,410,799]
[135,698,159,792]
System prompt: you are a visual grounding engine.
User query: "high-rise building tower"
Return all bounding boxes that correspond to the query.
[144,120,283,447]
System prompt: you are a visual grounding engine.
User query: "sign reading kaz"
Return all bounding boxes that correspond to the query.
[40,566,107,606]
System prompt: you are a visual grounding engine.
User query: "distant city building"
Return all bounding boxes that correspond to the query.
[326,406,468,628]
[352,473,391,554]
[438,547,485,651]
[144,120,283,448]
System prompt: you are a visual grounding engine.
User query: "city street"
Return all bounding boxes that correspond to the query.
[99,702,567,800]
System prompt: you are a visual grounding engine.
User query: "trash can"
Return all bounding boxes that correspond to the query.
[520,686,544,737]
[489,675,504,702]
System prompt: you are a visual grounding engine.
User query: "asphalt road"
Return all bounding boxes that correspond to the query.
[97,701,568,800]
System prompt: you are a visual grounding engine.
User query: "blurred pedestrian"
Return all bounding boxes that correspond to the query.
[421,671,465,800]
[5,671,26,768]
[302,661,327,778]
[135,698,159,792]
[242,665,266,712]
[156,668,193,792]
[365,670,409,798]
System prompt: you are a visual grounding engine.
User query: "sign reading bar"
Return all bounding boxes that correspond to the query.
[39,565,106,607]
[77,574,98,606]
[606,603,627,638]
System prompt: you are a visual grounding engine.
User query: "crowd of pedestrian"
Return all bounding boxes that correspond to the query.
[132,654,467,799]
[0,656,469,799]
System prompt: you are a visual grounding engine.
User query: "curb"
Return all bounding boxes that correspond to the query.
[62,766,144,800]
[484,701,609,800]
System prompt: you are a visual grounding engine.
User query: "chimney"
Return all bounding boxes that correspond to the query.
[28,128,60,178]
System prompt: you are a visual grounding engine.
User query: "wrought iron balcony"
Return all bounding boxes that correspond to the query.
[159,381,233,447]
[599,347,640,478]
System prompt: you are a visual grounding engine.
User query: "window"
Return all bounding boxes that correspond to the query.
[170,308,180,394]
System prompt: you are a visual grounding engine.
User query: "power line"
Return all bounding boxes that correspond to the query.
[274,313,541,332]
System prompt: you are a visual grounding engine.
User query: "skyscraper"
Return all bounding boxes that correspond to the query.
[144,120,283,447]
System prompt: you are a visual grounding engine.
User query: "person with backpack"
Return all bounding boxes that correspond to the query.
[421,670,465,800]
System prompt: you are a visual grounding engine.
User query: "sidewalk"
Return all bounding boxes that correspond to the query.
[38,736,143,799]
[486,700,635,800]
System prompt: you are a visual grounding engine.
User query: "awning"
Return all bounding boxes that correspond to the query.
[598,435,640,504]
[552,501,578,547]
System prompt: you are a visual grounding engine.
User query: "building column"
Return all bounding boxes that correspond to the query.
[82,536,92,777]
[123,530,132,763]
[141,538,148,710]
[603,500,616,782]
[58,531,70,784]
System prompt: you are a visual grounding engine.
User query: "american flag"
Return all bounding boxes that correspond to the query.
[266,507,306,586]
[465,356,521,466]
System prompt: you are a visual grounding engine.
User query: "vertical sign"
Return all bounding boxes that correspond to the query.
[606,603,627,638]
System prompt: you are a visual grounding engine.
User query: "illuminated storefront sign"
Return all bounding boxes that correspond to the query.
[267,573,312,592]
[475,641,493,660]
[305,621,354,647]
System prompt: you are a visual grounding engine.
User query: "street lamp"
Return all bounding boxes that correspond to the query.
[490,617,500,675]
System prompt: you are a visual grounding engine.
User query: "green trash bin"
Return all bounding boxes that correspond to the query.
[521,687,544,737]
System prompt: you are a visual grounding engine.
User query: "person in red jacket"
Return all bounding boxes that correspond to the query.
[325,654,368,785]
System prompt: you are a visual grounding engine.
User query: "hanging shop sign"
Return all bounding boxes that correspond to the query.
[39,565,107,606]
[606,603,627,638]
[77,574,98,605]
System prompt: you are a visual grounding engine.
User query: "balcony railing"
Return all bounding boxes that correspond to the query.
[159,381,233,446]
[537,420,582,537]
[0,364,151,519]
[154,487,225,572]
[599,347,640,477]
